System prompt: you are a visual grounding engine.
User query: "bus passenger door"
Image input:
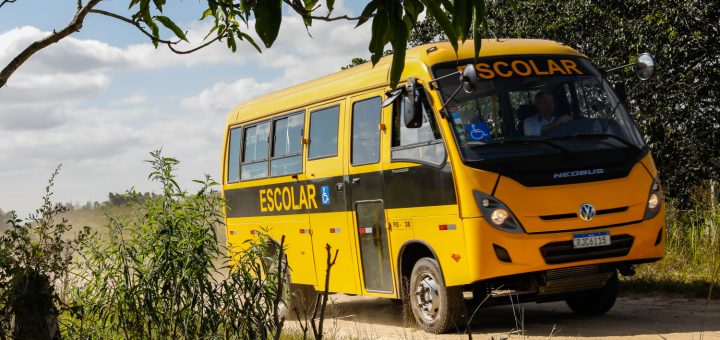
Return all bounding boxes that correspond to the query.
[304,101,358,294]
[347,92,394,294]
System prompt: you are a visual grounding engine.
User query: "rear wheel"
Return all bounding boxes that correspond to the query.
[408,258,465,333]
[565,273,618,315]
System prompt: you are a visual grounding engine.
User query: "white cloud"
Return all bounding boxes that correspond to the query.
[110,94,148,106]
[0,0,375,215]
[181,78,276,115]
[183,7,374,115]
[0,72,110,130]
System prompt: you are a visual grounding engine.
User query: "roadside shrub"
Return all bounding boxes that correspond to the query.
[622,187,720,298]
[0,166,90,339]
[65,150,287,339]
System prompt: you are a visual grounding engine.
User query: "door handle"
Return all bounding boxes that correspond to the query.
[352,177,360,184]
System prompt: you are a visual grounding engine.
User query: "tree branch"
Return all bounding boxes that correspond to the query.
[282,0,369,22]
[0,0,103,88]
[0,0,17,9]
[89,9,222,55]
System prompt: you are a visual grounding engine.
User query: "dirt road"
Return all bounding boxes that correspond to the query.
[286,293,720,339]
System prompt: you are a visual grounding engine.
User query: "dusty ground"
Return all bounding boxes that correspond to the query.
[286,293,720,339]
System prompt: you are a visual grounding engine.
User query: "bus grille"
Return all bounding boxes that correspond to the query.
[539,269,612,295]
[539,234,634,264]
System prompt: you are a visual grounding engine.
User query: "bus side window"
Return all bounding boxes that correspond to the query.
[308,105,340,159]
[351,97,382,166]
[271,112,304,176]
[391,88,446,166]
[226,127,241,183]
[241,121,270,180]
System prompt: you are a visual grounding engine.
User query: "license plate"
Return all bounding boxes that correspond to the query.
[573,231,611,249]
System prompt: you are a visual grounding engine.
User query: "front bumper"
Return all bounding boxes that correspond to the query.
[461,206,665,284]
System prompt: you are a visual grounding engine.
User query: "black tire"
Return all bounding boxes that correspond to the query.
[408,258,465,333]
[565,273,618,315]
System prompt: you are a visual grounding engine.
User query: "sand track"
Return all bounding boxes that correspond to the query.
[286,293,720,339]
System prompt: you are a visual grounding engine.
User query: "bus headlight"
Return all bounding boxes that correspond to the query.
[491,209,509,225]
[644,177,663,220]
[648,193,659,210]
[474,191,525,233]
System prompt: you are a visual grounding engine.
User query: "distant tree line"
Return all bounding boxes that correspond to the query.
[0,209,10,233]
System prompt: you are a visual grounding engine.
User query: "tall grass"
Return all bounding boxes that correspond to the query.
[0,152,295,339]
[622,187,720,298]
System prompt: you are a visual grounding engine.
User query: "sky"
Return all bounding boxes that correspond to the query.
[0,0,372,215]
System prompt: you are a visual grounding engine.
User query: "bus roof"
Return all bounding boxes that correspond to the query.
[227,39,585,125]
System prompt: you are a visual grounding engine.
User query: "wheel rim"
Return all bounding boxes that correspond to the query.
[414,273,440,322]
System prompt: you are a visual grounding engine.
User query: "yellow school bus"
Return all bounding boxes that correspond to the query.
[222,39,664,333]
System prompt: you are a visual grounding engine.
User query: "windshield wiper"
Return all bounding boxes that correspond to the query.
[550,133,641,151]
[466,138,577,159]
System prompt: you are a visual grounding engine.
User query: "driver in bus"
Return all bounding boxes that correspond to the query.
[523,91,573,136]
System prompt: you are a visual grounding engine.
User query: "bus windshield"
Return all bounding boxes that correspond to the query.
[432,56,646,165]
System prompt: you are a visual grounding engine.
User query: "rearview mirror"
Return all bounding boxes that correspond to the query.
[403,78,423,128]
[461,64,478,93]
[635,53,655,81]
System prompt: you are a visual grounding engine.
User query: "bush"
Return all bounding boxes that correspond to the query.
[622,190,720,298]
[0,166,90,339]
[67,150,287,339]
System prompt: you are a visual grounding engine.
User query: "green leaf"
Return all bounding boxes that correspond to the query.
[152,0,166,12]
[368,8,389,65]
[239,32,263,53]
[199,8,213,21]
[254,0,283,48]
[439,0,454,12]
[227,34,237,52]
[203,24,223,41]
[404,0,423,23]
[419,0,457,52]
[453,0,472,41]
[471,0,486,60]
[149,21,160,48]
[356,0,379,28]
[389,18,408,88]
[326,0,335,12]
[304,0,320,10]
[139,0,153,26]
[155,16,188,42]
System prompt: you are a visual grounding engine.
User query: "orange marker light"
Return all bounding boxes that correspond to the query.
[451,254,461,262]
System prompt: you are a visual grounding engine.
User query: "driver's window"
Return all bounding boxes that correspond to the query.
[393,91,440,147]
[391,88,446,166]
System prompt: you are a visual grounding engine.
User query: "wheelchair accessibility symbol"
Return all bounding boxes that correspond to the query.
[465,122,491,142]
[320,186,330,205]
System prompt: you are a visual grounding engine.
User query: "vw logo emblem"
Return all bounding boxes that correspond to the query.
[578,203,596,221]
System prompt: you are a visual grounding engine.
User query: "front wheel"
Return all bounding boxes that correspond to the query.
[408,258,465,333]
[565,273,618,315]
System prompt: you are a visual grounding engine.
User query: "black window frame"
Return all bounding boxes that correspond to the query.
[307,104,341,161]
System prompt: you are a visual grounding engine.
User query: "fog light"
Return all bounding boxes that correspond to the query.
[493,244,512,263]
[648,193,659,210]
[491,209,509,225]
